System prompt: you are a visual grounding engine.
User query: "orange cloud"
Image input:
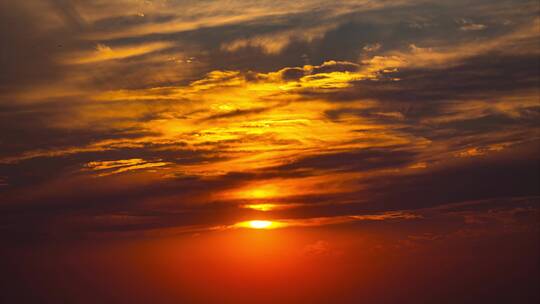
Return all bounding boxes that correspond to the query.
[63,42,173,64]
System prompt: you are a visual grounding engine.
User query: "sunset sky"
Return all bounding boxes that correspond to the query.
[1,0,539,303]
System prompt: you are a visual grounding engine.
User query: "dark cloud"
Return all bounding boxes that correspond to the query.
[274,148,417,173]
[0,99,162,157]
[90,13,176,32]
[357,141,540,211]
[184,0,537,73]
[278,67,306,81]
[0,1,66,93]
[311,61,360,74]
[47,0,86,30]
[197,106,275,122]
[303,51,540,105]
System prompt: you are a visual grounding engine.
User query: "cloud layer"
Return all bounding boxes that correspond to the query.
[0,0,539,242]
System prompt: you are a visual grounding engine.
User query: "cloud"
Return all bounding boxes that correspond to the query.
[221,24,338,54]
[456,19,487,31]
[0,0,539,243]
[47,0,86,30]
[83,158,171,176]
[274,148,418,173]
[63,42,173,64]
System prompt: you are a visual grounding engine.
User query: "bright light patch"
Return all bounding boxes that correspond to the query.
[249,220,273,229]
[234,220,285,229]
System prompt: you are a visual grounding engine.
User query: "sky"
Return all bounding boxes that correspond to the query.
[0,0,539,303]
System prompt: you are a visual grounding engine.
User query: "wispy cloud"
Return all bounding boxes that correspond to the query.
[63,42,173,64]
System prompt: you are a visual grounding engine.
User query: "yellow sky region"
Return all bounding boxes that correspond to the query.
[93,62,372,102]
[90,61,418,176]
[1,59,432,175]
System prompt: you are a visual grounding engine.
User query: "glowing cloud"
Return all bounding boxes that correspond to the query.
[63,42,173,64]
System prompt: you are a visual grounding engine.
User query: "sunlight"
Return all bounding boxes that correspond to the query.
[235,220,285,229]
[245,187,278,199]
[249,220,273,229]
[241,203,304,211]
[242,204,278,211]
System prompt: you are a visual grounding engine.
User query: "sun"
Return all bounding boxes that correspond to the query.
[234,220,285,229]
[248,220,273,229]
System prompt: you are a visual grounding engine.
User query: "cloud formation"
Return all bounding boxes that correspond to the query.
[0,0,538,243]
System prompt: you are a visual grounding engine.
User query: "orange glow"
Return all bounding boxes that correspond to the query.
[235,220,285,229]
[224,174,358,202]
[242,204,278,211]
[241,203,304,211]
[224,184,285,201]
[243,186,278,199]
